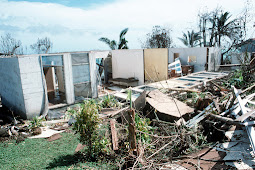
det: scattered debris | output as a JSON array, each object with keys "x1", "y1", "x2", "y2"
[{"x1": 28, "y1": 126, "x2": 65, "y2": 139}]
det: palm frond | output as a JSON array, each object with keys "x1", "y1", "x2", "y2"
[
  {"x1": 119, "y1": 28, "x2": 129, "y2": 40},
  {"x1": 99, "y1": 37, "x2": 111, "y2": 46}
]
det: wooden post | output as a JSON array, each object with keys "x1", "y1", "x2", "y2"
[
  {"x1": 128, "y1": 109, "x2": 137, "y2": 154},
  {"x1": 110, "y1": 119, "x2": 118, "y2": 151}
]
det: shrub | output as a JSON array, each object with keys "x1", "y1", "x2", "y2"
[
  {"x1": 72, "y1": 99, "x2": 110, "y2": 160},
  {"x1": 99, "y1": 94, "x2": 119, "y2": 108},
  {"x1": 28, "y1": 116, "x2": 45, "y2": 129}
]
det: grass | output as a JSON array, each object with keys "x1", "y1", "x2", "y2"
[{"x1": 0, "y1": 131, "x2": 117, "y2": 170}]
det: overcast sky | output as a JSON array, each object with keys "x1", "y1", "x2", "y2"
[{"x1": 0, "y1": 0, "x2": 254, "y2": 53}]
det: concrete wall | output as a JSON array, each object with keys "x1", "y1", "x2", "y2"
[
  {"x1": 0, "y1": 57, "x2": 26, "y2": 118},
  {"x1": 208, "y1": 47, "x2": 221, "y2": 71},
  {"x1": 19, "y1": 55, "x2": 45, "y2": 119},
  {"x1": 112, "y1": 49, "x2": 144, "y2": 85},
  {"x1": 144, "y1": 48, "x2": 168, "y2": 82}
]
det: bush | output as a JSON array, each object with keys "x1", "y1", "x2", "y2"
[{"x1": 72, "y1": 99, "x2": 110, "y2": 160}]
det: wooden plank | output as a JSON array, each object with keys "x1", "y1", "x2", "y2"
[{"x1": 110, "y1": 119, "x2": 118, "y2": 151}]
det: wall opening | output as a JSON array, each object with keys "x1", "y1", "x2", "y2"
[{"x1": 42, "y1": 55, "x2": 66, "y2": 107}]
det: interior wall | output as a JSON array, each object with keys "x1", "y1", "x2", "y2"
[
  {"x1": 0, "y1": 57, "x2": 26, "y2": 118},
  {"x1": 144, "y1": 48, "x2": 168, "y2": 82},
  {"x1": 112, "y1": 49, "x2": 144, "y2": 85}
]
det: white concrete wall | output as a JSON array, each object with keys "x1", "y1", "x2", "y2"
[
  {"x1": 0, "y1": 57, "x2": 26, "y2": 118},
  {"x1": 112, "y1": 49, "x2": 144, "y2": 85},
  {"x1": 19, "y1": 55, "x2": 45, "y2": 119}
]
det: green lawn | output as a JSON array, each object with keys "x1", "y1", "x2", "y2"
[{"x1": 0, "y1": 132, "x2": 116, "y2": 170}]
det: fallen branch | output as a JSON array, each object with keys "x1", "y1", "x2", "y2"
[{"x1": 208, "y1": 113, "x2": 242, "y2": 126}]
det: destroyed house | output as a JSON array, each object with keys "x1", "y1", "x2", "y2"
[
  {"x1": 0, "y1": 47, "x2": 221, "y2": 119},
  {"x1": 0, "y1": 52, "x2": 101, "y2": 119}
]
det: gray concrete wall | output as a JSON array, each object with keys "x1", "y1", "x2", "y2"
[
  {"x1": 19, "y1": 55, "x2": 45, "y2": 119},
  {"x1": 0, "y1": 57, "x2": 26, "y2": 118}
]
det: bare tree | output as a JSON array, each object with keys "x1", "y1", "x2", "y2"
[
  {"x1": 142, "y1": 25, "x2": 173, "y2": 49},
  {"x1": 0, "y1": 33, "x2": 23, "y2": 55},
  {"x1": 30, "y1": 37, "x2": 53, "y2": 54}
]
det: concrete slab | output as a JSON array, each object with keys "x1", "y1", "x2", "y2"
[{"x1": 146, "y1": 90, "x2": 194, "y2": 118}]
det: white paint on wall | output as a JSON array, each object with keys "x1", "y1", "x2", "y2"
[{"x1": 112, "y1": 49, "x2": 144, "y2": 85}]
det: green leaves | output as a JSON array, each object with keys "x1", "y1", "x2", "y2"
[{"x1": 99, "y1": 28, "x2": 129, "y2": 50}]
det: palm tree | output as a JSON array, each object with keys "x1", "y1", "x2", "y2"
[
  {"x1": 99, "y1": 28, "x2": 129, "y2": 50},
  {"x1": 215, "y1": 12, "x2": 237, "y2": 47},
  {"x1": 213, "y1": 12, "x2": 241, "y2": 64},
  {"x1": 178, "y1": 30, "x2": 201, "y2": 47}
]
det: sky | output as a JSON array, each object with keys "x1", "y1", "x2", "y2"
[{"x1": 0, "y1": 0, "x2": 254, "y2": 53}]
